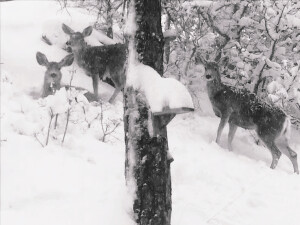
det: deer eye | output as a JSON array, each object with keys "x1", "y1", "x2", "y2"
[{"x1": 50, "y1": 73, "x2": 57, "y2": 78}]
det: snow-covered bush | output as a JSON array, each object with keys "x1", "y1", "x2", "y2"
[{"x1": 1, "y1": 72, "x2": 123, "y2": 147}]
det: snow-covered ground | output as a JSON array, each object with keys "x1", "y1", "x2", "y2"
[{"x1": 1, "y1": 1, "x2": 300, "y2": 225}]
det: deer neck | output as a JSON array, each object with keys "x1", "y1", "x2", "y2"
[
  {"x1": 72, "y1": 46, "x2": 87, "y2": 68},
  {"x1": 206, "y1": 77, "x2": 224, "y2": 99}
]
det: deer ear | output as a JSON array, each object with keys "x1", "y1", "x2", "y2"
[
  {"x1": 62, "y1": 23, "x2": 75, "y2": 35},
  {"x1": 36, "y1": 52, "x2": 49, "y2": 67},
  {"x1": 58, "y1": 54, "x2": 74, "y2": 68},
  {"x1": 195, "y1": 52, "x2": 207, "y2": 65},
  {"x1": 82, "y1": 26, "x2": 93, "y2": 37}
]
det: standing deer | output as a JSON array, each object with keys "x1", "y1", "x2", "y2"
[
  {"x1": 36, "y1": 52, "x2": 74, "y2": 97},
  {"x1": 204, "y1": 62, "x2": 299, "y2": 174},
  {"x1": 61, "y1": 24, "x2": 127, "y2": 103}
]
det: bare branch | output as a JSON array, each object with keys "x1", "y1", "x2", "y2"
[{"x1": 34, "y1": 133, "x2": 45, "y2": 148}]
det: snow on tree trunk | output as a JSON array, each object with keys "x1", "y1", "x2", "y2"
[
  {"x1": 124, "y1": 0, "x2": 172, "y2": 225},
  {"x1": 164, "y1": 0, "x2": 171, "y2": 64}
]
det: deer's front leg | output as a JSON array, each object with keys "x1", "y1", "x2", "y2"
[
  {"x1": 216, "y1": 110, "x2": 232, "y2": 145},
  {"x1": 92, "y1": 74, "x2": 99, "y2": 99},
  {"x1": 228, "y1": 122, "x2": 237, "y2": 151},
  {"x1": 108, "y1": 88, "x2": 120, "y2": 104}
]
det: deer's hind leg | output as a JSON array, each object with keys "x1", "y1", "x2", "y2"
[
  {"x1": 108, "y1": 88, "x2": 121, "y2": 104},
  {"x1": 286, "y1": 145, "x2": 299, "y2": 174},
  {"x1": 259, "y1": 134, "x2": 282, "y2": 170},
  {"x1": 92, "y1": 73, "x2": 99, "y2": 99},
  {"x1": 277, "y1": 137, "x2": 299, "y2": 174}
]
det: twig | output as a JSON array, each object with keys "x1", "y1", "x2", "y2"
[
  {"x1": 81, "y1": 105, "x2": 101, "y2": 128},
  {"x1": 61, "y1": 108, "x2": 70, "y2": 145},
  {"x1": 286, "y1": 65, "x2": 299, "y2": 92},
  {"x1": 54, "y1": 114, "x2": 58, "y2": 129},
  {"x1": 98, "y1": 101, "x2": 120, "y2": 142},
  {"x1": 46, "y1": 109, "x2": 54, "y2": 146},
  {"x1": 61, "y1": 69, "x2": 76, "y2": 145},
  {"x1": 34, "y1": 133, "x2": 45, "y2": 148},
  {"x1": 101, "y1": 120, "x2": 121, "y2": 142},
  {"x1": 69, "y1": 67, "x2": 76, "y2": 87},
  {"x1": 42, "y1": 35, "x2": 52, "y2": 45}
]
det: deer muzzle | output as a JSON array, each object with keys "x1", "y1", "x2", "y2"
[{"x1": 206, "y1": 74, "x2": 212, "y2": 79}]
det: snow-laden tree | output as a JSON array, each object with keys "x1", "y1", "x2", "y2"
[
  {"x1": 163, "y1": 0, "x2": 300, "y2": 126},
  {"x1": 123, "y1": 0, "x2": 195, "y2": 224},
  {"x1": 58, "y1": 0, "x2": 124, "y2": 40},
  {"x1": 123, "y1": 1, "x2": 172, "y2": 224}
]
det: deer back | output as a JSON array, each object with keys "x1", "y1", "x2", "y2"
[{"x1": 79, "y1": 43, "x2": 127, "y2": 86}]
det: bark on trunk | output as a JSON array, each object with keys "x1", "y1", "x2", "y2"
[
  {"x1": 106, "y1": 0, "x2": 113, "y2": 39},
  {"x1": 124, "y1": 0, "x2": 172, "y2": 224},
  {"x1": 164, "y1": 7, "x2": 171, "y2": 64}
]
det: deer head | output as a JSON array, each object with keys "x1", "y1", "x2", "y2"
[
  {"x1": 62, "y1": 24, "x2": 93, "y2": 53},
  {"x1": 204, "y1": 62, "x2": 221, "y2": 81},
  {"x1": 36, "y1": 52, "x2": 74, "y2": 97}
]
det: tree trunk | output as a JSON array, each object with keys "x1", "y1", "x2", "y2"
[
  {"x1": 164, "y1": 3, "x2": 171, "y2": 64},
  {"x1": 106, "y1": 0, "x2": 113, "y2": 39},
  {"x1": 134, "y1": 0, "x2": 164, "y2": 75},
  {"x1": 124, "y1": 0, "x2": 172, "y2": 225}
]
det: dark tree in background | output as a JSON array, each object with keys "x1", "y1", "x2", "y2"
[
  {"x1": 124, "y1": 0, "x2": 172, "y2": 225},
  {"x1": 134, "y1": 0, "x2": 164, "y2": 75}
]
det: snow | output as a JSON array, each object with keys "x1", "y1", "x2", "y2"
[
  {"x1": 1, "y1": 1, "x2": 300, "y2": 225},
  {"x1": 124, "y1": 2, "x2": 137, "y2": 37},
  {"x1": 287, "y1": 14, "x2": 300, "y2": 29},
  {"x1": 239, "y1": 17, "x2": 257, "y2": 27},
  {"x1": 163, "y1": 29, "x2": 177, "y2": 38},
  {"x1": 183, "y1": 0, "x2": 213, "y2": 8},
  {"x1": 267, "y1": 80, "x2": 283, "y2": 94},
  {"x1": 127, "y1": 63, "x2": 194, "y2": 113},
  {"x1": 42, "y1": 88, "x2": 70, "y2": 115},
  {"x1": 1, "y1": 1, "x2": 116, "y2": 101},
  {"x1": 265, "y1": 58, "x2": 281, "y2": 70}
]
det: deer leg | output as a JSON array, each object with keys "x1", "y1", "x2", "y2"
[
  {"x1": 228, "y1": 122, "x2": 237, "y2": 151},
  {"x1": 269, "y1": 144, "x2": 282, "y2": 170},
  {"x1": 216, "y1": 114, "x2": 230, "y2": 144},
  {"x1": 281, "y1": 137, "x2": 299, "y2": 174},
  {"x1": 108, "y1": 88, "x2": 120, "y2": 104},
  {"x1": 261, "y1": 139, "x2": 282, "y2": 170},
  {"x1": 92, "y1": 74, "x2": 99, "y2": 99},
  {"x1": 275, "y1": 136, "x2": 299, "y2": 174},
  {"x1": 286, "y1": 146, "x2": 299, "y2": 174}
]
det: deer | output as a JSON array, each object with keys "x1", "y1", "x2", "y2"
[
  {"x1": 204, "y1": 62, "x2": 299, "y2": 174},
  {"x1": 61, "y1": 23, "x2": 127, "y2": 103},
  {"x1": 36, "y1": 51, "x2": 98, "y2": 101},
  {"x1": 36, "y1": 52, "x2": 74, "y2": 97},
  {"x1": 36, "y1": 51, "x2": 74, "y2": 129}
]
